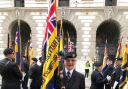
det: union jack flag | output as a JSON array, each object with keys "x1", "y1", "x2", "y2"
[
  {"x1": 104, "y1": 40, "x2": 108, "y2": 57},
  {"x1": 28, "y1": 34, "x2": 33, "y2": 65},
  {"x1": 102, "y1": 40, "x2": 108, "y2": 67},
  {"x1": 68, "y1": 41, "x2": 74, "y2": 52},
  {"x1": 116, "y1": 38, "x2": 123, "y2": 59},
  {"x1": 42, "y1": 0, "x2": 59, "y2": 89},
  {"x1": 42, "y1": 0, "x2": 57, "y2": 58},
  {"x1": 15, "y1": 26, "x2": 21, "y2": 66}
]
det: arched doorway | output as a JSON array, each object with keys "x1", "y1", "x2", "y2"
[
  {"x1": 96, "y1": 19, "x2": 120, "y2": 62},
  {"x1": 9, "y1": 20, "x2": 31, "y2": 55},
  {"x1": 57, "y1": 19, "x2": 77, "y2": 55}
]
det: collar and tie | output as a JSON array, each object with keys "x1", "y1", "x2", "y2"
[
  {"x1": 67, "y1": 71, "x2": 71, "y2": 80},
  {"x1": 66, "y1": 71, "x2": 71, "y2": 86}
]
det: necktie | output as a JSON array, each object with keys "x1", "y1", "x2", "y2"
[
  {"x1": 66, "y1": 71, "x2": 71, "y2": 86},
  {"x1": 67, "y1": 71, "x2": 70, "y2": 80}
]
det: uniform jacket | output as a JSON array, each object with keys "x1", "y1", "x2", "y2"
[
  {"x1": 112, "y1": 65, "x2": 123, "y2": 89},
  {"x1": 56, "y1": 69, "x2": 85, "y2": 89},
  {"x1": 22, "y1": 60, "x2": 29, "y2": 89},
  {"x1": 29, "y1": 63, "x2": 42, "y2": 89},
  {"x1": 102, "y1": 64, "x2": 115, "y2": 89},
  {"x1": 0, "y1": 58, "x2": 22, "y2": 89},
  {"x1": 90, "y1": 69, "x2": 108, "y2": 89}
]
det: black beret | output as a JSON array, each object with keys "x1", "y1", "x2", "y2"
[
  {"x1": 94, "y1": 62, "x2": 102, "y2": 67},
  {"x1": 116, "y1": 57, "x2": 122, "y2": 61},
  {"x1": 32, "y1": 57, "x2": 38, "y2": 62},
  {"x1": 3, "y1": 48, "x2": 14, "y2": 56},
  {"x1": 64, "y1": 52, "x2": 77, "y2": 59},
  {"x1": 58, "y1": 51, "x2": 63, "y2": 56}
]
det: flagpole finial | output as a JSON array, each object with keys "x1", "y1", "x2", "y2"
[
  {"x1": 16, "y1": 8, "x2": 20, "y2": 19},
  {"x1": 60, "y1": 7, "x2": 65, "y2": 20}
]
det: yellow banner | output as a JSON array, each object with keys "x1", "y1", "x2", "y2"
[{"x1": 42, "y1": 27, "x2": 59, "y2": 89}]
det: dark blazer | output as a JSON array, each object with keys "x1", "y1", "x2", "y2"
[
  {"x1": 29, "y1": 63, "x2": 42, "y2": 89},
  {"x1": 102, "y1": 64, "x2": 115, "y2": 77},
  {"x1": 102, "y1": 64, "x2": 115, "y2": 89},
  {"x1": 22, "y1": 60, "x2": 29, "y2": 89},
  {"x1": 90, "y1": 69, "x2": 108, "y2": 89},
  {"x1": 56, "y1": 69, "x2": 85, "y2": 89},
  {"x1": 0, "y1": 58, "x2": 22, "y2": 89},
  {"x1": 112, "y1": 65, "x2": 123, "y2": 89}
]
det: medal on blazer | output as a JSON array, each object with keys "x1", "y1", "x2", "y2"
[{"x1": 59, "y1": 70, "x2": 66, "y2": 89}]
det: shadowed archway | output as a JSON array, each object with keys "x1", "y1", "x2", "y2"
[
  {"x1": 57, "y1": 19, "x2": 77, "y2": 55},
  {"x1": 9, "y1": 20, "x2": 31, "y2": 55},
  {"x1": 96, "y1": 19, "x2": 121, "y2": 62}
]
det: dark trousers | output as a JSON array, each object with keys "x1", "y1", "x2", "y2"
[
  {"x1": 85, "y1": 69, "x2": 89, "y2": 78},
  {"x1": 30, "y1": 86, "x2": 41, "y2": 89},
  {"x1": 105, "y1": 83, "x2": 111, "y2": 89},
  {"x1": 1, "y1": 84, "x2": 21, "y2": 89},
  {"x1": 22, "y1": 73, "x2": 29, "y2": 89},
  {"x1": 115, "y1": 85, "x2": 119, "y2": 89}
]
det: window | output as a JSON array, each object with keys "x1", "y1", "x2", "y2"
[
  {"x1": 59, "y1": 0, "x2": 69, "y2": 7},
  {"x1": 14, "y1": 0, "x2": 24, "y2": 7},
  {"x1": 105, "y1": 0, "x2": 117, "y2": 6}
]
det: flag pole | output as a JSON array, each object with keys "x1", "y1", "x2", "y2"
[
  {"x1": 42, "y1": 0, "x2": 59, "y2": 88},
  {"x1": 58, "y1": 7, "x2": 64, "y2": 52},
  {"x1": 57, "y1": 7, "x2": 64, "y2": 72},
  {"x1": 103, "y1": 39, "x2": 108, "y2": 68},
  {"x1": 17, "y1": 9, "x2": 22, "y2": 69},
  {"x1": 7, "y1": 33, "x2": 9, "y2": 48}
]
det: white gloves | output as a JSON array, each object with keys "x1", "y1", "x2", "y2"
[
  {"x1": 113, "y1": 81, "x2": 118, "y2": 89},
  {"x1": 22, "y1": 72, "x2": 26, "y2": 81},
  {"x1": 27, "y1": 79, "x2": 32, "y2": 88},
  {"x1": 106, "y1": 75, "x2": 111, "y2": 81}
]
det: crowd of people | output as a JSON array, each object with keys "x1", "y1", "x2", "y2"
[
  {"x1": 0, "y1": 48, "x2": 127, "y2": 89},
  {"x1": 90, "y1": 56, "x2": 124, "y2": 89}
]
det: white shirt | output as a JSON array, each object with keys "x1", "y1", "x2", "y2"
[{"x1": 65, "y1": 68, "x2": 74, "y2": 78}]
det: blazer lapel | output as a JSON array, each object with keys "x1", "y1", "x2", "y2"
[
  {"x1": 68, "y1": 70, "x2": 77, "y2": 88},
  {"x1": 62, "y1": 69, "x2": 67, "y2": 86}
]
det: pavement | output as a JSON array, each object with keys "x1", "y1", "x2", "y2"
[{"x1": 85, "y1": 73, "x2": 91, "y2": 89}]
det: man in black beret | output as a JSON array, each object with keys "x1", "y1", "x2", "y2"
[
  {"x1": 56, "y1": 53, "x2": 85, "y2": 89},
  {"x1": 0, "y1": 48, "x2": 22, "y2": 89},
  {"x1": 90, "y1": 61, "x2": 111, "y2": 89},
  {"x1": 102, "y1": 57, "x2": 115, "y2": 89},
  {"x1": 112, "y1": 58, "x2": 123, "y2": 89},
  {"x1": 28, "y1": 57, "x2": 42, "y2": 89}
]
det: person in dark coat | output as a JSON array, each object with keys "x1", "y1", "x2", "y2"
[
  {"x1": 56, "y1": 53, "x2": 85, "y2": 89},
  {"x1": 90, "y1": 61, "x2": 111, "y2": 89},
  {"x1": 102, "y1": 58, "x2": 115, "y2": 89},
  {"x1": 39, "y1": 56, "x2": 44, "y2": 72},
  {"x1": 22, "y1": 56, "x2": 29, "y2": 89},
  {"x1": 28, "y1": 57, "x2": 42, "y2": 89},
  {"x1": 0, "y1": 48, "x2": 22, "y2": 89},
  {"x1": 112, "y1": 58, "x2": 123, "y2": 89}
]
